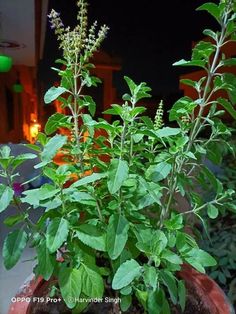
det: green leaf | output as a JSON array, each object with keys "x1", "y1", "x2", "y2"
[
  {"x1": 36, "y1": 239, "x2": 55, "y2": 280},
  {"x1": 45, "y1": 113, "x2": 71, "y2": 135},
  {"x1": 0, "y1": 145, "x2": 11, "y2": 157},
  {"x1": 169, "y1": 96, "x2": 196, "y2": 121},
  {"x1": 180, "y1": 79, "x2": 196, "y2": 88},
  {"x1": 197, "y1": 2, "x2": 221, "y2": 22},
  {"x1": 3, "y1": 214, "x2": 25, "y2": 227},
  {"x1": 161, "y1": 249, "x2": 182, "y2": 265},
  {"x1": 155, "y1": 127, "x2": 181, "y2": 138},
  {"x1": 46, "y1": 217, "x2": 69, "y2": 253},
  {"x1": 80, "y1": 264, "x2": 104, "y2": 298},
  {"x1": 217, "y1": 98, "x2": 236, "y2": 119},
  {"x1": 203, "y1": 29, "x2": 217, "y2": 41},
  {"x1": 3, "y1": 229, "x2": 28, "y2": 269},
  {"x1": 146, "y1": 161, "x2": 172, "y2": 182},
  {"x1": 71, "y1": 172, "x2": 107, "y2": 188},
  {"x1": 173, "y1": 59, "x2": 206, "y2": 68},
  {"x1": 135, "y1": 289, "x2": 148, "y2": 310},
  {"x1": 143, "y1": 266, "x2": 157, "y2": 291},
  {"x1": 0, "y1": 185, "x2": 14, "y2": 213},
  {"x1": 185, "y1": 248, "x2": 217, "y2": 272},
  {"x1": 69, "y1": 191, "x2": 96, "y2": 206},
  {"x1": 160, "y1": 270, "x2": 178, "y2": 304},
  {"x1": 59, "y1": 267, "x2": 82, "y2": 309},
  {"x1": 83, "y1": 95, "x2": 96, "y2": 116},
  {"x1": 138, "y1": 177, "x2": 162, "y2": 206},
  {"x1": 124, "y1": 76, "x2": 137, "y2": 95},
  {"x1": 120, "y1": 286, "x2": 132, "y2": 295},
  {"x1": 178, "y1": 280, "x2": 186, "y2": 312},
  {"x1": 44, "y1": 86, "x2": 68, "y2": 104},
  {"x1": 107, "y1": 214, "x2": 129, "y2": 260},
  {"x1": 82, "y1": 114, "x2": 95, "y2": 138},
  {"x1": 221, "y1": 58, "x2": 236, "y2": 67},
  {"x1": 0, "y1": 146, "x2": 13, "y2": 169},
  {"x1": 130, "y1": 106, "x2": 146, "y2": 117},
  {"x1": 103, "y1": 104, "x2": 123, "y2": 115},
  {"x1": 192, "y1": 41, "x2": 215, "y2": 60},
  {"x1": 107, "y1": 159, "x2": 129, "y2": 194},
  {"x1": 147, "y1": 290, "x2": 162, "y2": 314},
  {"x1": 207, "y1": 203, "x2": 219, "y2": 219},
  {"x1": 222, "y1": 73, "x2": 236, "y2": 104},
  {"x1": 124, "y1": 76, "x2": 152, "y2": 103},
  {"x1": 21, "y1": 184, "x2": 60, "y2": 206},
  {"x1": 112, "y1": 259, "x2": 142, "y2": 290},
  {"x1": 75, "y1": 224, "x2": 106, "y2": 251},
  {"x1": 35, "y1": 134, "x2": 67, "y2": 168},
  {"x1": 120, "y1": 295, "x2": 132, "y2": 312},
  {"x1": 11, "y1": 153, "x2": 37, "y2": 170},
  {"x1": 164, "y1": 214, "x2": 183, "y2": 230}
]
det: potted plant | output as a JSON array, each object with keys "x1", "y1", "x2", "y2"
[{"x1": 2, "y1": 0, "x2": 236, "y2": 313}]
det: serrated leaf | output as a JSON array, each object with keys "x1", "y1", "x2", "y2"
[
  {"x1": 107, "y1": 214, "x2": 129, "y2": 260},
  {"x1": 107, "y1": 159, "x2": 129, "y2": 194},
  {"x1": 3, "y1": 230, "x2": 28, "y2": 269},
  {"x1": 59, "y1": 267, "x2": 82, "y2": 309},
  {"x1": 81, "y1": 264, "x2": 104, "y2": 298},
  {"x1": 75, "y1": 224, "x2": 106, "y2": 251},
  {"x1": 46, "y1": 217, "x2": 69, "y2": 253},
  {"x1": 112, "y1": 259, "x2": 142, "y2": 290}
]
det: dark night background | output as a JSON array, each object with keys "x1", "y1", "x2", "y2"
[{"x1": 40, "y1": 0, "x2": 218, "y2": 99}]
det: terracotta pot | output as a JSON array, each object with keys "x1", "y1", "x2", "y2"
[
  {"x1": 7, "y1": 274, "x2": 43, "y2": 314},
  {"x1": 177, "y1": 264, "x2": 234, "y2": 314},
  {"x1": 8, "y1": 264, "x2": 233, "y2": 314}
]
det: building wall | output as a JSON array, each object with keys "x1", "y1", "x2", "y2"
[{"x1": 0, "y1": 65, "x2": 38, "y2": 143}]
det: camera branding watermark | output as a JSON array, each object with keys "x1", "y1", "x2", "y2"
[
  {"x1": 11, "y1": 297, "x2": 62, "y2": 303},
  {"x1": 11, "y1": 296, "x2": 121, "y2": 304}
]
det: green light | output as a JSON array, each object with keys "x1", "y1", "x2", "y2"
[
  {"x1": 12, "y1": 83, "x2": 24, "y2": 93},
  {"x1": 0, "y1": 54, "x2": 13, "y2": 72}
]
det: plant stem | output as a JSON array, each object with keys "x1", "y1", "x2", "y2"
[
  {"x1": 96, "y1": 200, "x2": 104, "y2": 221},
  {"x1": 71, "y1": 54, "x2": 85, "y2": 173},
  {"x1": 162, "y1": 12, "x2": 229, "y2": 223}
]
